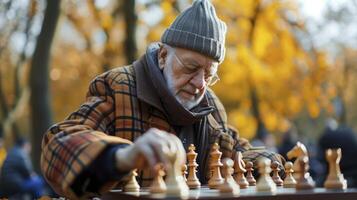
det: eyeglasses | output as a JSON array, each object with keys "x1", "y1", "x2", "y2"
[{"x1": 173, "y1": 52, "x2": 220, "y2": 86}]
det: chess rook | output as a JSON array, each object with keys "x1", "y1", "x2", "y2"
[{"x1": 324, "y1": 148, "x2": 347, "y2": 190}]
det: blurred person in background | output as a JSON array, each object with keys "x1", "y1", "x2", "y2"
[
  {"x1": 278, "y1": 123, "x2": 299, "y2": 160},
  {"x1": 0, "y1": 137, "x2": 45, "y2": 198},
  {"x1": 250, "y1": 123, "x2": 278, "y2": 153}
]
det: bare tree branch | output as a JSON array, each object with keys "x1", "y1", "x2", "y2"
[
  {"x1": 13, "y1": 0, "x2": 37, "y2": 109},
  {"x1": 65, "y1": 12, "x2": 93, "y2": 50}
]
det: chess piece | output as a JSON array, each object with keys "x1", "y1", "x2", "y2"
[
  {"x1": 186, "y1": 144, "x2": 201, "y2": 189},
  {"x1": 219, "y1": 158, "x2": 240, "y2": 195},
  {"x1": 245, "y1": 161, "x2": 256, "y2": 186},
  {"x1": 123, "y1": 169, "x2": 140, "y2": 192},
  {"x1": 256, "y1": 158, "x2": 277, "y2": 193},
  {"x1": 150, "y1": 165, "x2": 167, "y2": 193},
  {"x1": 233, "y1": 152, "x2": 249, "y2": 189},
  {"x1": 296, "y1": 156, "x2": 315, "y2": 190},
  {"x1": 181, "y1": 164, "x2": 188, "y2": 182},
  {"x1": 165, "y1": 143, "x2": 189, "y2": 197},
  {"x1": 324, "y1": 148, "x2": 347, "y2": 190},
  {"x1": 287, "y1": 142, "x2": 308, "y2": 180},
  {"x1": 208, "y1": 143, "x2": 224, "y2": 189},
  {"x1": 271, "y1": 161, "x2": 283, "y2": 186},
  {"x1": 283, "y1": 161, "x2": 296, "y2": 188}
]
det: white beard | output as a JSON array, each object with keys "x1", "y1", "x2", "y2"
[{"x1": 163, "y1": 59, "x2": 203, "y2": 110}]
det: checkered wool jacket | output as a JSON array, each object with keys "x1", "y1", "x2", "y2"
[{"x1": 41, "y1": 57, "x2": 284, "y2": 199}]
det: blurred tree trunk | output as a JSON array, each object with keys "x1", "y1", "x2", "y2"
[
  {"x1": 29, "y1": 0, "x2": 61, "y2": 173},
  {"x1": 123, "y1": 0, "x2": 137, "y2": 64},
  {"x1": 337, "y1": 52, "x2": 351, "y2": 125},
  {"x1": 248, "y1": 0, "x2": 267, "y2": 139}
]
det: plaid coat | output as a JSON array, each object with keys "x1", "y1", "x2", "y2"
[{"x1": 41, "y1": 60, "x2": 283, "y2": 199}]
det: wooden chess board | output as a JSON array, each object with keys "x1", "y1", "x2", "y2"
[{"x1": 102, "y1": 186, "x2": 357, "y2": 200}]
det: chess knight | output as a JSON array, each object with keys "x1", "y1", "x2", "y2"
[{"x1": 41, "y1": 0, "x2": 285, "y2": 199}]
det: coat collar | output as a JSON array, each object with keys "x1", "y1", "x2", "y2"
[{"x1": 134, "y1": 55, "x2": 165, "y2": 114}]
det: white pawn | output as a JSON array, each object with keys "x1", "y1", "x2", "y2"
[
  {"x1": 256, "y1": 158, "x2": 277, "y2": 193},
  {"x1": 283, "y1": 161, "x2": 297, "y2": 188},
  {"x1": 150, "y1": 165, "x2": 167, "y2": 193},
  {"x1": 219, "y1": 158, "x2": 240, "y2": 195}
]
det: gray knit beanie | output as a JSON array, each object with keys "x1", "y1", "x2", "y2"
[{"x1": 161, "y1": 0, "x2": 227, "y2": 63}]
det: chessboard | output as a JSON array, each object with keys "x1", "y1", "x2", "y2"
[
  {"x1": 102, "y1": 186, "x2": 357, "y2": 200},
  {"x1": 102, "y1": 142, "x2": 354, "y2": 200}
]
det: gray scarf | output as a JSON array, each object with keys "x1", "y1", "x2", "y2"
[{"x1": 143, "y1": 43, "x2": 214, "y2": 126}]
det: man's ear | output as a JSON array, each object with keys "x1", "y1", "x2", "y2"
[{"x1": 158, "y1": 43, "x2": 168, "y2": 70}]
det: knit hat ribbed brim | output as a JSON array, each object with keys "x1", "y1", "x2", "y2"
[{"x1": 161, "y1": 0, "x2": 227, "y2": 63}]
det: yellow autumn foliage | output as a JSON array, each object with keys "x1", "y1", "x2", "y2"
[
  {"x1": 44, "y1": 0, "x2": 336, "y2": 141},
  {"x1": 140, "y1": 0, "x2": 336, "y2": 139}
]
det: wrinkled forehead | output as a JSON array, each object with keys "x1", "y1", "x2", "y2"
[{"x1": 174, "y1": 46, "x2": 219, "y2": 68}]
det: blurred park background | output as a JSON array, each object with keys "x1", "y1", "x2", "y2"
[{"x1": 0, "y1": 0, "x2": 356, "y2": 176}]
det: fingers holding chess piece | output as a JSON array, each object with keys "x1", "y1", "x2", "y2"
[
  {"x1": 245, "y1": 161, "x2": 256, "y2": 186},
  {"x1": 233, "y1": 152, "x2": 249, "y2": 189},
  {"x1": 324, "y1": 148, "x2": 347, "y2": 190},
  {"x1": 271, "y1": 161, "x2": 283, "y2": 186},
  {"x1": 296, "y1": 156, "x2": 315, "y2": 190},
  {"x1": 256, "y1": 158, "x2": 277, "y2": 193},
  {"x1": 283, "y1": 161, "x2": 296, "y2": 188},
  {"x1": 187, "y1": 144, "x2": 201, "y2": 189},
  {"x1": 164, "y1": 134, "x2": 189, "y2": 197},
  {"x1": 208, "y1": 143, "x2": 224, "y2": 189},
  {"x1": 219, "y1": 158, "x2": 240, "y2": 195}
]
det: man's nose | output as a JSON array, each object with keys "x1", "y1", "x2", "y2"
[{"x1": 190, "y1": 70, "x2": 206, "y2": 90}]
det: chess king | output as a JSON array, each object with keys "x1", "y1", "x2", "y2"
[{"x1": 41, "y1": 0, "x2": 284, "y2": 199}]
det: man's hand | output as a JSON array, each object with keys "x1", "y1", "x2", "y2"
[{"x1": 115, "y1": 128, "x2": 186, "y2": 172}]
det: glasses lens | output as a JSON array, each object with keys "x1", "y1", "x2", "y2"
[{"x1": 208, "y1": 75, "x2": 220, "y2": 86}]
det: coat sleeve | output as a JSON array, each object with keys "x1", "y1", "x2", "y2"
[{"x1": 40, "y1": 72, "x2": 132, "y2": 199}]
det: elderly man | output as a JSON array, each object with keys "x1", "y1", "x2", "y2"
[{"x1": 41, "y1": 0, "x2": 284, "y2": 198}]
